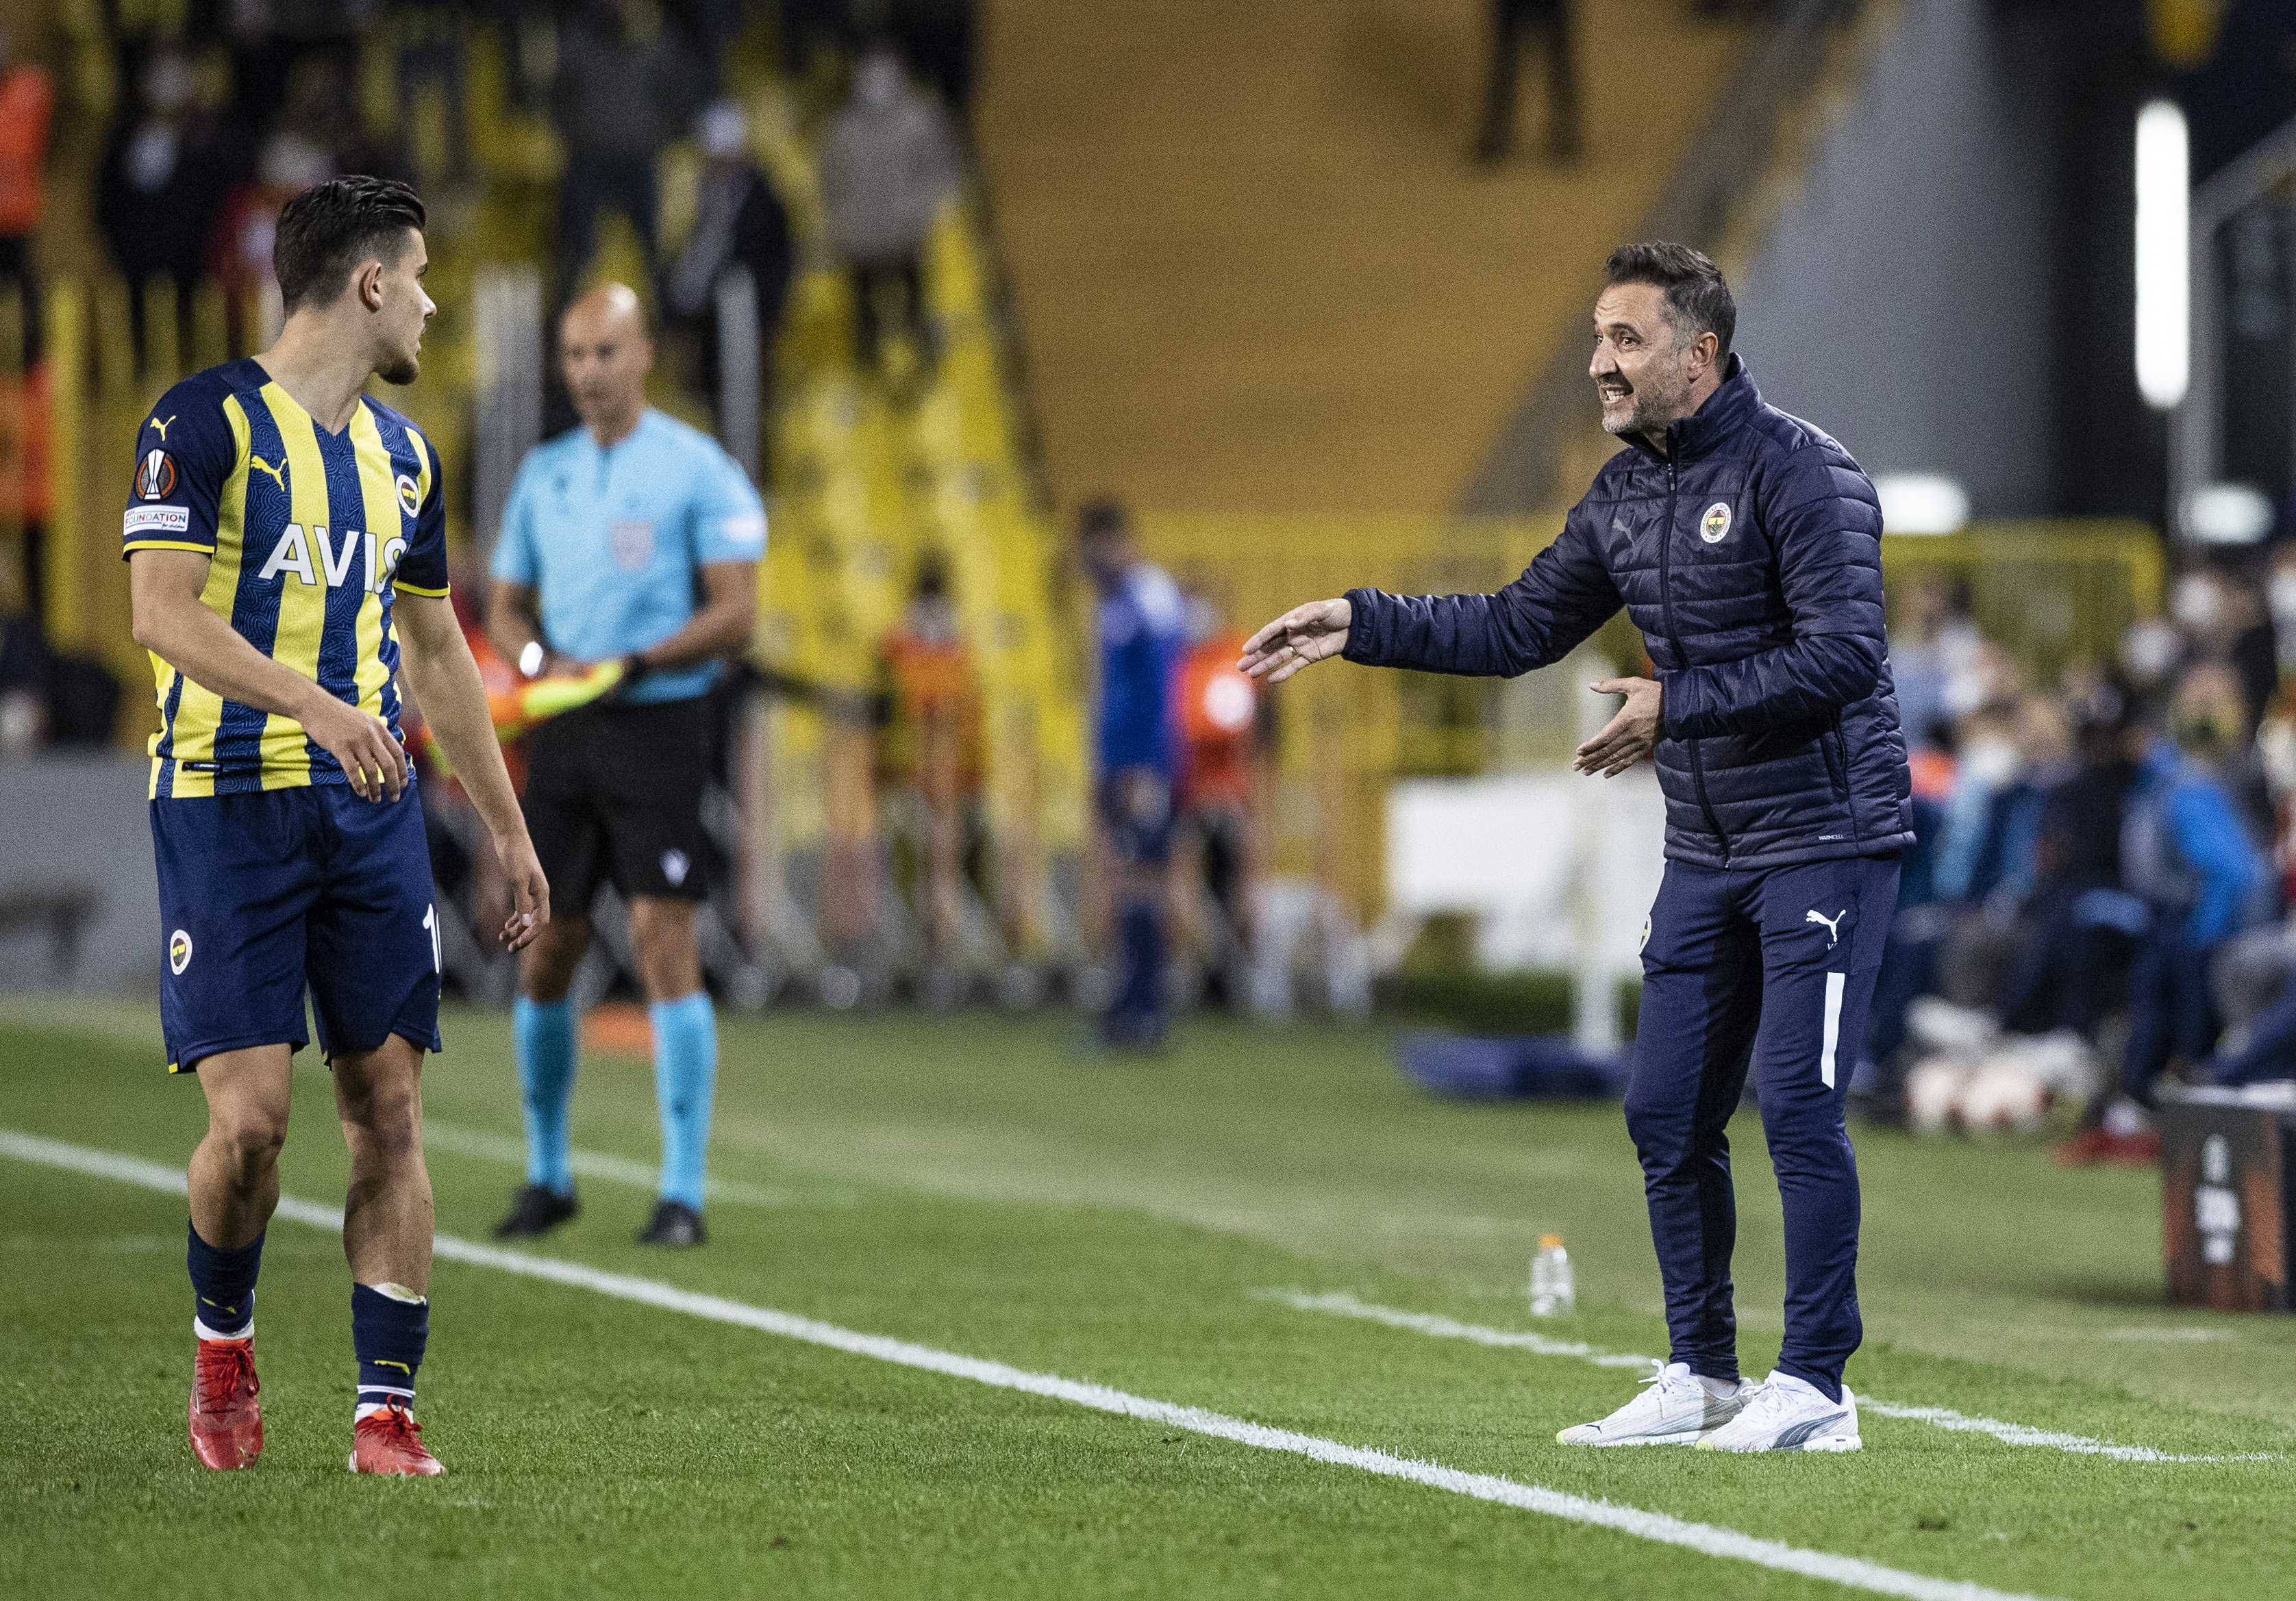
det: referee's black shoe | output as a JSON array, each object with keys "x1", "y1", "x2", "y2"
[
  {"x1": 492, "y1": 1185, "x2": 579, "y2": 1239},
  {"x1": 637, "y1": 1200, "x2": 706, "y2": 1248}
]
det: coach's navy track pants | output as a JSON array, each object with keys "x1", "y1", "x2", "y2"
[{"x1": 1627, "y1": 853, "x2": 1900, "y2": 1400}]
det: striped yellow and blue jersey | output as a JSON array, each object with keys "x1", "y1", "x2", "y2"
[{"x1": 121, "y1": 357, "x2": 450, "y2": 798}]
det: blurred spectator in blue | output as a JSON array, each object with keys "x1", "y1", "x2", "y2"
[
  {"x1": 551, "y1": 0, "x2": 707, "y2": 308},
  {"x1": 1077, "y1": 497, "x2": 1186, "y2": 1051},
  {"x1": 821, "y1": 40, "x2": 962, "y2": 376},
  {"x1": 1929, "y1": 701, "x2": 2024, "y2": 909},
  {"x1": 1888, "y1": 570, "x2": 1987, "y2": 752},
  {"x1": 666, "y1": 101, "x2": 794, "y2": 459},
  {"x1": 97, "y1": 40, "x2": 238, "y2": 363},
  {"x1": 1991, "y1": 679, "x2": 2147, "y2": 1042},
  {"x1": 2057, "y1": 662, "x2": 2273, "y2": 1165}
]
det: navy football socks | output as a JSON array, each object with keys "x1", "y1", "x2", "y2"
[
  {"x1": 187, "y1": 1220, "x2": 262, "y2": 1340},
  {"x1": 351, "y1": 1283, "x2": 429, "y2": 1418}
]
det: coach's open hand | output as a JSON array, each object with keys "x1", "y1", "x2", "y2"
[
  {"x1": 1239, "y1": 598, "x2": 1352, "y2": 683},
  {"x1": 1573, "y1": 677, "x2": 1663, "y2": 777}
]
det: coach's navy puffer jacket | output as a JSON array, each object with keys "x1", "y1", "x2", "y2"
[{"x1": 1343, "y1": 357, "x2": 1912, "y2": 868}]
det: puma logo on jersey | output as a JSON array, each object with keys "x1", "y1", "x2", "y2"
[
  {"x1": 257, "y1": 522, "x2": 408, "y2": 593},
  {"x1": 148, "y1": 414, "x2": 176, "y2": 440},
  {"x1": 1805, "y1": 907, "x2": 1847, "y2": 946},
  {"x1": 249, "y1": 454, "x2": 288, "y2": 493}
]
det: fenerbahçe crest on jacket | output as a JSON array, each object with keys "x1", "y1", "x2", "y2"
[{"x1": 121, "y1": 357, "x2": 450, "y2": 799}]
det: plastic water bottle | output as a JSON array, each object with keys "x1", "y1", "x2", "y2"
[{"x1": 1530, "y1": 1234, "x2": 1575, "y2": 1318}]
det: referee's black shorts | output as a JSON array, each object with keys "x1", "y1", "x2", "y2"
[{"x1": 523, "y1": 696, "x2": 712, "y2": 907}]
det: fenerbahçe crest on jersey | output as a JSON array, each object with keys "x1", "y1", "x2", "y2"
[{"x1": 121, "y1": 358, "x2": 450, "y2": 798}]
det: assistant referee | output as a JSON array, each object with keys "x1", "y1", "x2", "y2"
[
  {"x1": 486, "y1": 283, "x2": 765, "y2": 1248},
  {"x1": 1244, "y1": 244, "x2": 1910, "y2": 1454}
]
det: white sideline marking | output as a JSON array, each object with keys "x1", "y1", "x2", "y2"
[
  {"x1": 0, "y1": 1128, "x2": 2048, "y2": 1601},
  {"x1": 1262, "y1": 1291, "x2": 2276, "y2": 1465},
  {"x1": 421, "y1": 1122, "x2": 801, "y2": 1208}
]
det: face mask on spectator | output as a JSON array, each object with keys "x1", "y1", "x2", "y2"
[
  {"x1": 2171, "y1": 573, "x2": 2224, "y2": 632},
  {"x1": 2120, "y1": 618, "x2": 2181, "y2": 687},
  {"x1": 1959, "y1": 736, "x2": 2019, "y2": 788}
]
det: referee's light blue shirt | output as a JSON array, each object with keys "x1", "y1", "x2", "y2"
[{"x1": 490, "y1": 409, "x2": 768, "y2": 705}]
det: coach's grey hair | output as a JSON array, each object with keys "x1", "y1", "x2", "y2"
[{"x1": 1606, "y1": 242, "x2": 1736, "y2": 362}]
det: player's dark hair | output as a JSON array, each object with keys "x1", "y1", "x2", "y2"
[
  {"x1": 274, "y1": 176, "x2": 427, "y2": 315},
  {"x1": 1075, "y1": 494, "x2": 1132, "y2": 543},
  {"x1": 1606, "y1": 241, "x2": 1735, "y2": 360}
]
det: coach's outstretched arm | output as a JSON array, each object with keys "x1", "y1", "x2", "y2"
[
  {"x1": 1240, "y1": 509, "x2": 1622, "y2": 688},
  {"x1": 396, "y1": 591, "x2": 551, "y2": 952}
]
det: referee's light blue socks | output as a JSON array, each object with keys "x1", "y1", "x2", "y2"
[
  {"x1": 513, "y1": 996, "x2": 578, "y2": 1196},
  {"x1": 650, "y1": 992, "x2": 718, "y2": 1209}
]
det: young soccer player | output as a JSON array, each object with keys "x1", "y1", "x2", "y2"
[{"x1": 125, "y1": 176, "x2": 548, "y2": 1475}]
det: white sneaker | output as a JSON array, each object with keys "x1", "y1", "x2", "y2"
[
  {"x1": 1556, "y1": 1361, "x2": 1755, "y2": 1446},
  {"x1": 1696, "y1": 1370, "x2": 1861, "y2": 1452}
]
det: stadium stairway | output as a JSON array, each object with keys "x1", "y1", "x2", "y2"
[{"x1": 971, "y1": 0, "x2": 1752, "y2": 517}]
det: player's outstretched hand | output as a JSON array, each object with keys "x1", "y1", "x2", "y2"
[
  {"x1": 496, "y1": 835, "x2": 551, "y2": 953},
  {"x1": 1573, "y1": 677, "x2": 1664, "y2": 778},
  {"x1": 303, "y1": 696, "x2": 410, "y2": 801},
  {"x1": 1240, "y1": 598, "x2": 1353, "y2": 683}
]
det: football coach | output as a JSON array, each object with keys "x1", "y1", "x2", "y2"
[{"x1": 1241, "y1": 242, "x2": 1911, "y2": 1454}]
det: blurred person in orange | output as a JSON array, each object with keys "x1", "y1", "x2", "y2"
[
  {"x1": 1171, "y1": 581, "x2": 1265, "y2": 1010},
  {"x1": 0, "y1": 27, "x2": 53, "y2": 292},
  {"x1": 875, "y1": 551, "x2": 985, "y2": 979}
]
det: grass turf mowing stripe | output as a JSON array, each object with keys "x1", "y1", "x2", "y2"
[
  {"x1": 0, "y1": 1128, "x2": 2049, "y2": 1601},
  {"x1": 1261, "y1": 1289, "x2": 2273, "y2": 1465}
]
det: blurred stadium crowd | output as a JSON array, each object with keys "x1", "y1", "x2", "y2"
[{"x1": 1877, "y1": 555, "x2": 2296, "y2": 1159}]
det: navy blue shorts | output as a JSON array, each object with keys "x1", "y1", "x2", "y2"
[{"x1": 150, "y1": 784, "x2": 445, "y2": 1074}]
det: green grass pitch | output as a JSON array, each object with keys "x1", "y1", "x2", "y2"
[{"x1": 4, "y1": 996, "x2": 2295, "y2": 1599}]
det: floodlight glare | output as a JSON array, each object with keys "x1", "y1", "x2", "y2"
[
  {"x1": 2134, "y1": 99, "x2": 2189, "y2": 411},
  {"x1": 2182, "y1": 481, "x2": 2275, "y2": 544},
  {"x1": 1873, "y1": 472, "x2": 1969, "y2": 536}
]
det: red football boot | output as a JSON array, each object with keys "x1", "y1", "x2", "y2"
[
  {"x1": 350, "y1": 1400, "x2": 445, "y2": 1476},
  {"x1": 188, "y1": 1337, "x2": 263, "y2": 1470}
]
